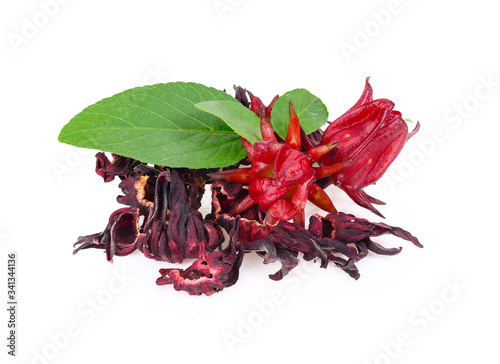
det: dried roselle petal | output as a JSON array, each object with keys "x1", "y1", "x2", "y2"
[
  {"x1": 266, "y1": 222, "x2": 329, "y2": 268},
  {"x1": 184, "y1": 213, "x2": 225, "y2": 259},
  {"x1": 216, "y1": 209, "x2": 421, "y2": 282},
  {"x1": 203, "y1": 218, "x2": 225, "y2": 251},
  {"x1": 358, "y1": 238, "x2": 403, "y2": 256},
  {"x1": 165, "y1": 169, "x2": 191, "y2": 262},
  {"x1": 218, "y1": 214, "x2": 329, "y2": 278},
  {"x1": 166, "y1": 169, "x2": 223, "y2": 260},
  {"x1": 156, "y1": 217, "x2": 244, "y2": 296},
  {"x1": 315, "y1": 238, "x2": 359, "y2": 259},
  {"x1": 238, "y1": 204, "x2": 266, "y2": 224},
  {"x1": 233, "y1": 85, "x2": 251, "y2": 108},
  {"x1": 157, "y1": 253, "x2": 225, "y2": 295},
  {"x1": 95, "y1": 152, "x2": 140, "y2": 182},
  {"x1": 177, "y1": 168, "x2": 206, "y2": 211},
  {"x1": 265, "y1": 248, "x2": 299, "y2": 281},
  {"x1": 209, "y1": 180, "x2": 246, "y2": 217},
  {"x1": 219, "y1": 213, "x2": 363, "y2": 280},
  {"x1": 210, "y1": 177, "x2": 266, "y2": 223},
  {"x1": 326, "y1": 255, "x2": 360, "y2": 280},
  {"x1": 241, "y1": 234, "x2": 299, "y2": 280},
  {"x1": 73, "y1": 207, "x2": 140, "y2": 262},
  {"x1": 117, "y1": 175, "x2": 155, "y2": 216},
  {"x1": 309, "y1": 212, "x2": 422, "y2": 259},
  {"x1": 136, "y1": 170, "x2": 171, "y2": 261},
  {"x1": 137, "y1": 169, "x2": 188, "y2": 262},
  {"x1": 137, "y1": 169, "x2": 224, "y2": 263},
  {"x1": 342, "y1": 214, "x2": 423, "y2": 248}
]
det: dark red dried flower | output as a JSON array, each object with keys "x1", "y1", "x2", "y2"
[
  {"x1": 136, "y1": 169, "x2": 223, "y2": 263},
  {"x1": 309, "y1": 212, "x2": 422, "y2": 248},
  {"x1": 213, "y1": 184, "x2": 421, "y2": 281},
  {"x1": 117, "y1": 175, "x2": 155, "y2": 217},
  {"x1": 156, "y1": 217, "x2": 244, "y2": 296},
  {"x1": 95, "y1": 152, "x2": 140, "y2": 182},
  {"x1": 209, "y1": 180, "x2": 265, "y2": 223},
  {"x1": 233, "y1": 85, "x2": 251, "y2": 108},
  {"x1": 73, "y1": 207, "x2": 140, "y2": 262}
]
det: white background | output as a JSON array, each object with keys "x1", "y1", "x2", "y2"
[{"x1": 1, "y1": 0, "x2": 499, "y2": 363}]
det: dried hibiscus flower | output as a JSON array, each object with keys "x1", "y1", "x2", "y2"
[
  {"x1": 63, "y1": 79, "x2": 422, "y2": 296},
  {"x1": 213, "y1": 183, "x2": 421, "y2": 281},
  {"x1": 73, "y1": 207, "x2": 140, "y2": 262},
  {"x1": 156, "y1": 217, "x2": 244, "y2": 296},
  {"x1": 95, "y1": 152, "x2": 140, "y2": 182}
]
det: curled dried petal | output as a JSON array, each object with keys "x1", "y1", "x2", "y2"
[
  {"x1": 117, "y1": 175, "x2": 155, "y2": 216},
  {"x1": 361, "y1": 238, "x2": 403, "y2": 256},
  {"x1": 309, "y1": 212, "x2": 422, "y2": 249},
  {"x1": 95, "y1": 152, "x2": 140, "y2": 182},
  {"x1": 233, "y1": 85, "x2": 251, "y2": 108},
  {"x1": 73, "y1": 207, "x2": 139, "y2": 262},
  {"x1": 136, "y1": 169, "x2": 225, "y2": 263},
  {"x1": 156, "y1": 218, "x2": 244, "y2": 296}
]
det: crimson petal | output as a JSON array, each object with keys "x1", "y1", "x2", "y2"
[
  {"x1": 73, "y1": 207, "x2": 139, "y2": 262},
  {"x1": 311, "y1": 212, "x2": 422, "y2": 248},
  {"x1": 360, "y1": 238, "x2": 403, "y2": 256},
  {"x1": 156, "y1": 217, "x2": 244, "y2": 296},
  {"x1": 95, "y1": 152, "x2": 140, "y2": 182}
]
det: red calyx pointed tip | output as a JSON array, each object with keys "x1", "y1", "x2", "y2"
[
  {"x1": 308, "y1": 183, "x2": 337, "y2": 214},
  {"x1": 314, "y1": 162, "x2": 350, "y2": 179},
  {"x1": 240, "y1": 136, "x2": 253, "y2": 155},
  {"x1": 250, "y1": 96, "x2": 264, "y2": 114},
  {"x1": 286, "y1": 102, "x2": 301, "y2": 150},
  {"x1": 266, "y1": 95, "x2": 280, "y2": 118},
  {"x1": 208, "y1": 168, "x2": 251, "y2": 184},
  {"x1": 259, "y1": 109, "x2": 277, "y2": 142},
  {"x1": 306, "y1": 142, "x2": 340, "y2": 163}
]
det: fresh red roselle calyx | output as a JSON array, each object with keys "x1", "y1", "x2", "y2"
[
  {"x1": 319, "y1": 78, "x2": 420, "y2": 217},
  {"x1": 208, "y1": 101, "x2": 348, "y2": 227}
]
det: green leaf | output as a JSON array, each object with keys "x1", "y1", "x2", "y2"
[
  {"x1": 195, "y1": 100, "x2": 262, "y2": 144},
  {"x1": 404, "y1": 118, "x2": 414, "y2": 123},
  {"x1": 58, "y1": 82, "x2": 248, "y2": 168},
  {"x1": 270, "y1": 89, "x2": 328, "y2": 139}
]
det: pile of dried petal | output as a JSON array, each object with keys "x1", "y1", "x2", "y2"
[{"x1": 73, "y1": 79, "x2": 421, "y2": 296}]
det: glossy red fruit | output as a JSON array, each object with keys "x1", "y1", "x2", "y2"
[{"x1": 320, "y1": 78, "x2": 420, "y2": 217}]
